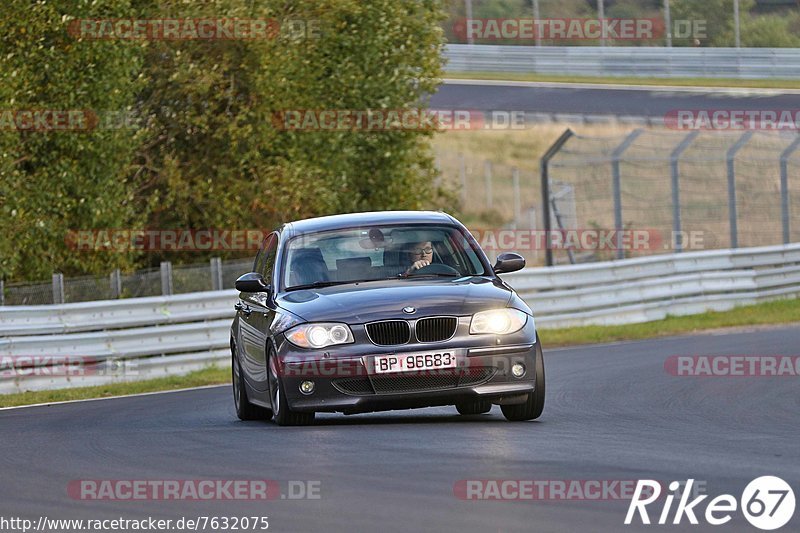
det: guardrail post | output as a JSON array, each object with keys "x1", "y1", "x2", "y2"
[
  {"x1": 780, "y1": 136, "x2": 800, "y2": 244},
  {"x1": 512, "y1": 168, "x2": 521, "y2": 227},
  {"x1": 211, "y1": 257, "x2": 223, "y2": 291},
  {"x1": 612, "y1": 129, "x2": 644, "y2": 260},
  {"x1": 670, "y1": 131, "x2": 700, "y2": 252},
  {"x1": 52, "y1": 273, "x2": 65, "y2": 304},
  {"x1": 0, "y1": 279, "x2": 4, "y2": 306},
  {"x1": 459, "y1": 153, "x2": 468, "y2": 206},
  {"x1": 110, "y1": 269, "x2": 122, "y2": 299},
  {"x1": 727, "y1": 131, "x2": 754, "y2": 249},
  {"x1": 484, "y1": 161, "x2": 493, "y2": 210},
  {"x1": 160, "y1": 261, "x2": 173, "y2": 296},
  {"x1": 540, "y1": 129, "x2": 575, "y2": 266}
]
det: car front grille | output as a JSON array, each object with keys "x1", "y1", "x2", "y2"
[
  {"x1": 332, "y1": 377, "x2": 376, "y2": 395},
  {"x1": 415, "y1": 317, "x2": 457, "y2": 342},
  {"x1": 332, "y1": 367, "x2": 496, "y2": 396},
  {"x1": 365, "y1": 320, "x2": 410, "y2": 346}
]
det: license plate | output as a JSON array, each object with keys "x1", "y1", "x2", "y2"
[{"x1": 372, "y1": 352, "x2": 457, "y2": 374}]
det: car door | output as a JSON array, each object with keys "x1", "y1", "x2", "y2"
[{"x1": 239, "y1": 232, "x2": 278, "y2": 391}]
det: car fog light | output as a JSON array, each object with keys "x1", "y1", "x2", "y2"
[
  {"x1": 299, "y1": 380, "x2": 315, "y2": 395},
  {"x1": 511, "y1": 363, "x2": 526, "y2": 378}
]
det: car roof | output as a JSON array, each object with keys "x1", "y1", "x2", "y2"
[{"x1": 282, "y1": 211, "x2": 457, "y2": 237}]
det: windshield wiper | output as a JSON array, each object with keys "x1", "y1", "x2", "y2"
[
  {"x1": 285, "y1": 280, "x2": 347, "y2": 291},
  {"x1": 286, "y1": 278, "x2": 386, "y2": 291},
  {"x1": 403, "y1": 272, "x2": 462, "y2": 278}
]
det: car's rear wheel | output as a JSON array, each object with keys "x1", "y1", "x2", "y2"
[
  {"x1": 268, "y1": 347, "x2": 315, "y2": 426},
  {"x1": 455, "y1": 399, "x2": 492, "y2": 415},
  {"x1": 232, "y1": 341, "x2": 272, "y2": 421},
  {"x1": 501, "y1": 336, "x2": 545, "y2": 422}
]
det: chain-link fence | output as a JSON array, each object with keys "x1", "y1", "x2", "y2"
[
  {"x1": 544, "y1": 129, "x2": 800, "y2": 265},
  {"x1": 436, "y1": 129, "x2": 800, "y2": 267},
  {"x1": 0, "y1": 257, "x2": 255, "y2": 306}
]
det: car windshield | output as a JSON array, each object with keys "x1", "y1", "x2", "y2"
[{"x1": 283, "y1": 224, "x2": 487, "y2": 290}]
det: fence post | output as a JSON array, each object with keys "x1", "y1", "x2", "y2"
[
  {"x1": 160, "y1": 261, "x2": 173, "y2": 296},
  {"x1": 780, "y1": 136, "x2": 800, "y2": 244},
  {"x1": 727, "y1": 131, "x2": 754, "y2": 249},
  {"x1": 540, "y1": 129, "x2": 575, "y2": 266},
  {"x1": 484, "y1": 161, "x2": 493, "y2": 210},
  {"x1": 611, "y1": 129, "x2": 644, "y2": 260},
  {"x1": 211, "y1": 257, "x2": 223, "y2": 291},
  {"x1": 670, "y1": 131, "x2": 700, "y2": 252},
  {"x1": 512, "y1": 168, "x2": 521, "y2": 227},
  {"x1": 459, "y1": 153, "x2": 468, "y2": 207},
  {"x1": 110, "y1": 269, "x2": 122, "y2": 299},
  {"x1": 52, "y1": 273, "x2": 65, "y2": 304}
]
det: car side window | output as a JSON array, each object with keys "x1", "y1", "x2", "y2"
[{"x1": 259, "y1": 233, "x2": 278, "y2": 286}]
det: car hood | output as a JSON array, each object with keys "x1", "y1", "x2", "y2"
[{"x1": 276, "y1": 277, "x2": 514, "y2": 324}]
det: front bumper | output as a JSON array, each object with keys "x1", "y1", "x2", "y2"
[{"x1": 275, "y1": 319, "x2": 539, "y2": 414}]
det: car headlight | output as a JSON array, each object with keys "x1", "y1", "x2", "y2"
[
  {"x1": 285, "y1": 323, "x2": 354, "y2": 349},
  {"x1": 470, "y1": 309, "x2": 528, "y2": 335}
]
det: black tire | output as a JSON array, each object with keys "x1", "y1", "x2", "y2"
[
  {"x1": 455, "y1": 399, "x2": 493, "y2": 415},
  {"x1": 232, "y1": 341, "x2": 272, "y2": 421},
  {"x1": 268, "y1": 348, "x2": 315, "y2": 427},
  {"x1": 501, "y1": 336, "x2": 545, "y2": 422}
]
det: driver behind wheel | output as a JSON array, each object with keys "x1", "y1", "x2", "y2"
[{"x1": 404, "y1": 240, "x2": 434, "y2": 275}]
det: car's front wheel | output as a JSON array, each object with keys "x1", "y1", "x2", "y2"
[
  {"x1": 268, "y1": 347, "x2": 315, "y2": 426},
  {"x1": 232, "y1": 340, "x2": 272, "y2": 421},
  {"x1": 501, "y1": 336, "x2": 545, "y2": 422}
]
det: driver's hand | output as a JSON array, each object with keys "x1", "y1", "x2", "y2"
[{"x1": 406, "y1": 260, "x2": 430, "y2": 274}]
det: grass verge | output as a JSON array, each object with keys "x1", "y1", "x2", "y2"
[
  {"x1": 2, "y1": 298, "x2": 798, "y2": 407},
  {"x1": 541, "y1": 298, "x2": 800, "y2": 348},
  {"x1": 445, "y1": 71, "x2": 800, "y2": 90},
  {"x1": 0, "y1": 365, "x2": 229, "y2": 408}
]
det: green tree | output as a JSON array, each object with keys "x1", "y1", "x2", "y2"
[
  {"x1": 671, "y1": 0, "x2": 756, "y2": 46},
  {"x1": 0, "y1": 0, "x2": 450, "y2": 280},
  {"x1": 129, "y1": 0, "x2": 449, "y2": 267},
  {"x1": 722, "y1": 14, "x2": 800, "y2": 47},
  {"x1": 0, "y1": 0, "x2": 145, "y2": 281}
]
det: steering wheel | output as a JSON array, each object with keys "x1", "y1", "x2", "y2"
[{"x1": 408, "y1": 263, "x2": 460, "y2": 276}]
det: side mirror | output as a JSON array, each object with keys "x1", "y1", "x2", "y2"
[
  {"x1": 493, "y1": 252, "x2": 526, "y2": 274},
  {"x1": 235, "y1": 272, "x2": 270, "y2": 293}
]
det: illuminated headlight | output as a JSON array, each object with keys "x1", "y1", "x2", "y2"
[
  {"x1": 285, "y1": 323, "x2": 354, "y2": 349},
  {"x1": 470, "y1": 309, "x2": 528, "y2": 335}
]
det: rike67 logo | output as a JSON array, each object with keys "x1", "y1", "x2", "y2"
[{"x1": 626, "y1": 477, "x2": 795, "y2": 530}]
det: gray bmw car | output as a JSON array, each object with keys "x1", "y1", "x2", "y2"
[{"x1": 231, "y1": 211, "x2": 545, "y2": 425}]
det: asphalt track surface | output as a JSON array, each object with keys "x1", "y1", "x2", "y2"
[
  {"x1": 432, "y1": 80, "x2": 800, "y2": 118},
  {"x1": 1, "y1": 326, "x2": 798, "y2": 533}
]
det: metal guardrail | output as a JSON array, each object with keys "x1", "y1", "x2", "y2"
[
  {"x1": 2, "y1": 243, "x2": 799, "y2": 393},
  {"x1": 443, "y1": 44, "x2": 800, "y2": 79}
]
